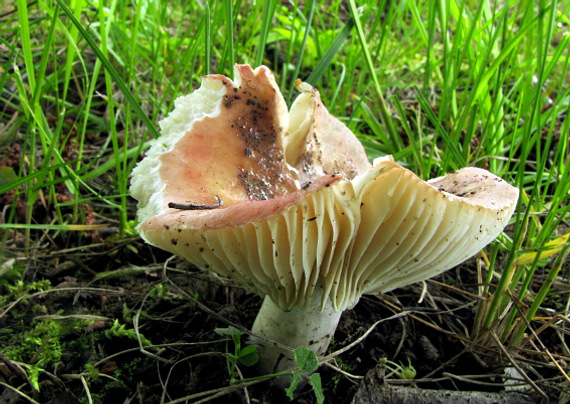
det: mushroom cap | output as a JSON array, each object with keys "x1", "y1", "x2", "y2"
[{"x1": 131, "y1": 65, "x2": 519, "y2": 311}]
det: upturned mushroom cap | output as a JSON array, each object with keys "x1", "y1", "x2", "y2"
[{"x1": 131, "y1": 64, "x2": 519, "y2": 311}]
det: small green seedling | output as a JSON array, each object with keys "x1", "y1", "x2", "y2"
[
  {"x1": 380, "y1": 357, "x2": 417, "y2": 380},
  {"x1": 103, "y1": 319, "x2": 154, "y2": 348},
  {"x1": 214, "y1": 326, "x2": 259, "y2": 384},
  {"x1": 285, "y1": 347, "x2": 324, "y2": 404}
]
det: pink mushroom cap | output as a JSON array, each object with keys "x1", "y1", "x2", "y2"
[{"x1": 130, "y1": 65, "x2": 519, "y2": 311}]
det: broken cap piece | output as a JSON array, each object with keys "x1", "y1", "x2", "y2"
[{"x1": 130, "y1": 64, "x2": 519, "y2": 376}]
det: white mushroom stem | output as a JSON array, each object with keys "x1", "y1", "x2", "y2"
[{"x1": 250, "y1": 289, "x2": 342, "y2": 377}]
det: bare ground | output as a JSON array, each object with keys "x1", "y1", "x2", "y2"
[{"x1": 1, "y1": 235, "x2": 568, "y2": 403}]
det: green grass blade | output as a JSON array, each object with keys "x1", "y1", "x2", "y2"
[
  {"x1": 305, "y1": 17, "x2": 354, "y2": 86},
  {"x1": 347, "y1": 0, "x2": 399, "y2": 149},
  {"x1": 204, "y1": 0, "x2": 211, "y2": 75},
  {"x1": 16, "y1": 0, "x2": 36, "y2": 92},
  {"x1": 254, "y1": 0, "x2": 278, "y2": 67},
  {"x1": 286, "y1": 0, "x2": 316, "y2": 103},
  {"x1": 224, "y1": 0, "x2": 235, "y2": 70},
  {"x1": 55, "y1": 0, "x2": 160, "y2": 139}
]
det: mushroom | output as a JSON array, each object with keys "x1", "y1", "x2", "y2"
[{"x1": 130, "y1": 65, "x2": 519, "y2": 377}]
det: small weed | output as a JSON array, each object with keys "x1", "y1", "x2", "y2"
[
  {"x1": 215, "y1": 326, "x2": 258, "y2": 384},
  {"x1": 379, "y1": 357, "x2": 417, "y2": 380},
  {"x1": 285, "y1": 347, "x2": 324, "y2": 404},
  {"x1": 2, "y1": 318, "x2": 84, "y2": 391},
  {"x1": 330, "y1": 356, "x2": 353, "y2": 386},
  {"x1": 148, "y1": 283, "x2": 171, "y2": 301},
  {"x1": 0, "y1": 279, "x2": 51, "y2": 306},
  {"x1": 103, "y1": 319, "x2": 154, "y2": 348},
  {"x1": 84, "y1": 363, "x2": 100, "y2": 381}
]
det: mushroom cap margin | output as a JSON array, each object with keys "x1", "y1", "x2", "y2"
[{"x1": 138, "y1": 157, "x2": 519, "y2": 311}]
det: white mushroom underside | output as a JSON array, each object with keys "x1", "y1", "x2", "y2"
[{"x1": 140, "y1": 156, "x2": 517, "y2": 311}]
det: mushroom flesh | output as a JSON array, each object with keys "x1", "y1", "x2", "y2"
[{"x1": 130, "y1": 65, "x2": 519, "y2": 376}]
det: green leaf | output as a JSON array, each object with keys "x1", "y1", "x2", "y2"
[
  {"x1": 214, "y1": 326, "x2": 243, "y2": 337},
  {"x1": 284, "y1": 372, "x2": 303, "y2": 400},
  {"x1": 398, "y1": 364, "x2": 417, "y2": 380},
  {"x1": 27, "y1": 364, "x2": 42, "y2": 392},
  {"x1": 309, "y1": 373, "x2": 325, "y2": 404},
  {"x1": 237, "y1": 345, "x2": 258, "y2": 367},
  {"x1": 514, "y1": 232, "x2": 570, "y2": 266},
  {"x1": 0, "y1": 167, "x2": 18, "y2": 188},
  {"x1": 294, "y1": 346, "x2": 319, "y2": 373},
  {"x1": 214, "y1": 325, "x2": 243, "y2": 346}
]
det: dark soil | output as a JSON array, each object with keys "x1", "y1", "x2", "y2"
[{"x1": 0, "y1": 237, "x2": 567, "y2": 403}]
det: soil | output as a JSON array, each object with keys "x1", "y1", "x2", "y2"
[
  {"x1": 0, "y1": 236, "x2": 567, "y2": 403},
  {"x1": 0, "y1": 126, "x2": 567, "y2": 403}
]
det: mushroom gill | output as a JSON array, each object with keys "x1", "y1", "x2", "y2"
[{"x1": 130, "y1": 64, "x2": 519, "y2": 378}]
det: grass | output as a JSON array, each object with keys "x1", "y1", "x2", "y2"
[{"x1": 1, "y1": 0, "x2": 569, "y2": 402}]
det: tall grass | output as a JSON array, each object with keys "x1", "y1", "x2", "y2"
[{"x1": 1, "y1": 0, "x2": 569, "y2": 354}]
